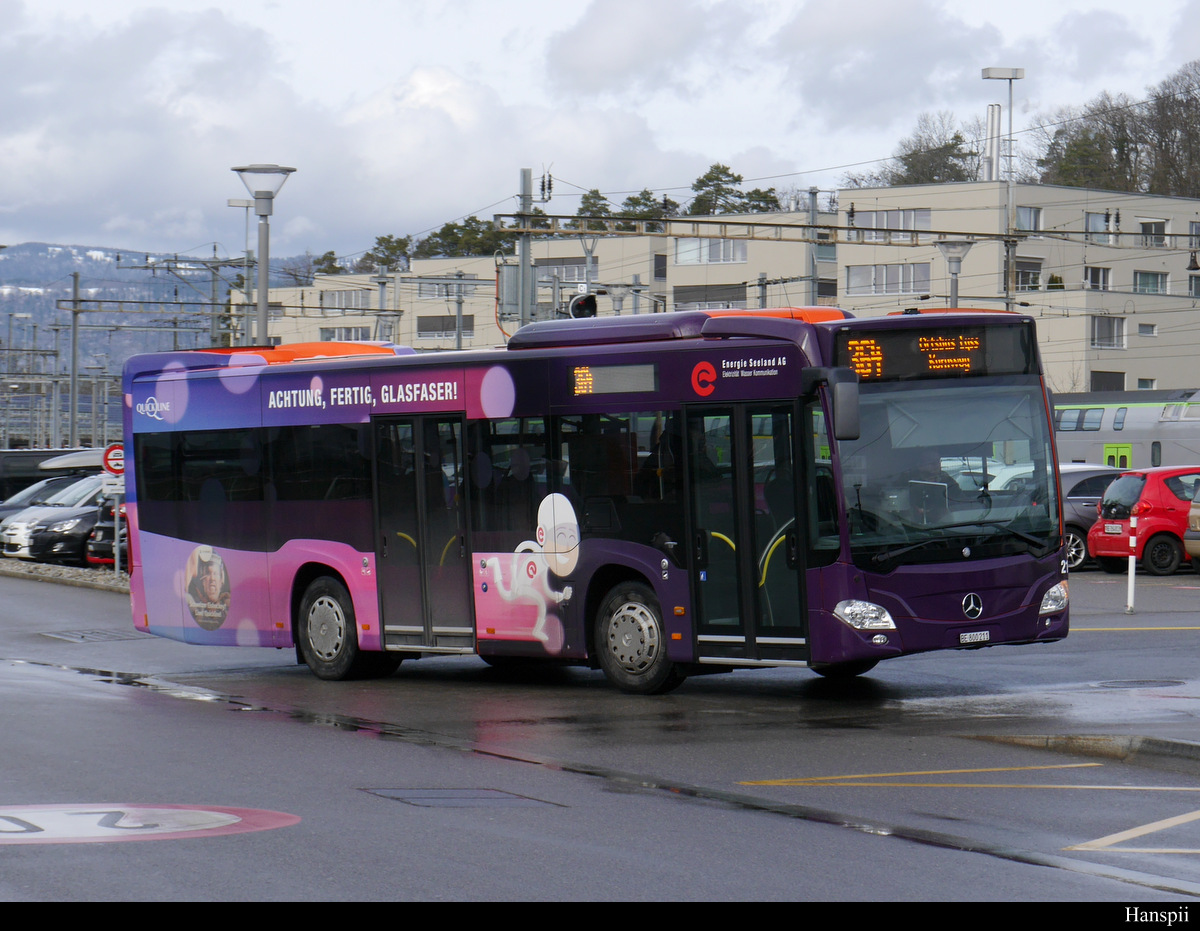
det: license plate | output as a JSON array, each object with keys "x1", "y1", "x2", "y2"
[
  {"x1": 960, "y1": 630, "x2": 990, "y2": 644},
  {"x1": 1105, "y1": 523, "x2": 1123, "y2": 534}
]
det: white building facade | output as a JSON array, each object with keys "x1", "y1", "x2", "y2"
[{"x1": 246, "y1": 181, "x2": 1200, "y2": 392}]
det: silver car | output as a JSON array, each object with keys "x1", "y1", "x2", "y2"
[
  {"x1": 1, "y1": 474, "x2": 105, "y2": 559},
  {"x1": 1058, "y1": 462, "x2": 1122, "y2": 571}
]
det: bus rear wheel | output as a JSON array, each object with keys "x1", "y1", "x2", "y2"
[
  {"x1": 298, "y1": 577, "x2": 400, "y2": 680},
  {"x1": 595, "y1": 582, "x2": 685, "y2": 695}
]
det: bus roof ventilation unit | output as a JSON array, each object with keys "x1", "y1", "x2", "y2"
[{"x1": 507, "y1": 308, "x2": 851, "y2": 351}]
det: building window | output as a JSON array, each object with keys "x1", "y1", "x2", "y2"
[
  {"x1": 845, "y1": 263, "x2": 931, "y2": 296},
  {"x1": 1138, "y1": 378, "x2": 1157, "y2": 389},
  {"x1": 1015, "y1": 261, "x2": 1041, "y2": 291},
  {"x1": 815, "y1": 231, "x2": 836, "y2": 262},
  {"x1": 653, "y1": 254, "x2": 666, "y2": 280},
  {"x1": 1016, "y1": 206, "x2": 1042, "y2": 232},
  {"x1": 1138, "y1": 323, "x2": 1158, "y2": 337},
  {"x1": 1090, "y1": 316, "x2": 1126, "y2": 350},
  {"x1": 1190, "y1": 275, "x2": 1200, "y2": 297},
  {"x1": 1090, "y1": 370, "x2": 1124, "y2": 391},
  {"x1": 534, "y1": 258, "x2": 596, "y2": 284},
  {"x1": 1085, "y1": 212, "x2": 1112, "y2": 244},
  {"x1": 674, "y1": 238, "x2": 747, "y2": 265},
  {"x1": 321, "y1": 289, "x2": 370, "y2": 310},
  {"x1": 850, "y1": 209, "x2": 931, "y2": 243},
  {"x1": 418, "y1": 274, "x2": 480, "y2": 298},
  {"x1": 319, "y1": 326, "x2": 370, "y2": 341},
  {"x1": 416, "y1": 315, "x2": 475, "y2": 339},
  {"x1": 1085, "y1": 266, "x2": 1110, "y2": 290},
  {"x1": 673, "y1": 283, "x2": 747, "y2": 311},
  {"x1": 1190, "y1": 221, "x2": 1200, "y2": 250},
  {"x1": 1133, "y1": 271, "x2": 1167, "y2": 294},
  {"x1": 1140, "y1": 220, "x2": 1166, "y2": 247}
]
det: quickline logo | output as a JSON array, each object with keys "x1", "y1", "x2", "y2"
[{"x1": 135, "y1": 397, "x2": 170, "y2": 420}]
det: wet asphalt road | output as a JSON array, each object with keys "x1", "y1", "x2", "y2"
[{"x1": 1, "y1": 567, "x2": 1199, "y2": 902}]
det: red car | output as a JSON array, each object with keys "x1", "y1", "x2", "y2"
[{"x1": 1088, "y1": 465, "x2": 1200, "y2": 575}]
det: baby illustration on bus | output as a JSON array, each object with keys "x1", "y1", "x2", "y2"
[{"x1": 479, "y1": 493, "x2": 579, "y2": 650}]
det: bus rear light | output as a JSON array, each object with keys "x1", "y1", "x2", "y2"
[{"x1": 834, "y1": 600, "x2": 896, "y2": 630}]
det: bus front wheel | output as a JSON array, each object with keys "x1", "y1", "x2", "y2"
[
  {"x1": 298, "y1": 577, "x2": 400, "y2": 680},
  {"x1": 595, "y1": 582, "x2": 685, "y2": 695}
]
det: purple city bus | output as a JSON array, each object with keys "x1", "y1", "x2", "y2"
[{"x1": 123, "y1": 308, "x2": 1068, "y2": 693}]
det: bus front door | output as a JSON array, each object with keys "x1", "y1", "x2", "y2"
[
  {"x1": 374, "y1": 416, "x2": 473, "y2": 652},
  {"x1": 686, "y1": 405, "x2": 808, "y2": 666}
]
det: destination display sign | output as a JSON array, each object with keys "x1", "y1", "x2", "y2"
[
  {"x1": 833, "y1": 323, "x2": 1036, "y2": 382},
  {"x1": 571, "y1": 363, "x2": 658, "y2": 396}
]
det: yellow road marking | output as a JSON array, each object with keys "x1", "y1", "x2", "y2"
[
  {"x1": 1067, "y1": 809, "x2": 1200, "y2": 853},
  {"x1": 769, "y1": 783, "x2": 1200, "y2": 790},
  {"x1": 741, "y1": 763, "x2": 1100, "y2": 786},
  {"x1": 1073, "y1": 626, "x2": 1200, "y2": 631}
]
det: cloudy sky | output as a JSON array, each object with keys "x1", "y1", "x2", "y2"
[{"x1": 4, "y1": 0, "x2": 1196, "y2": 263}]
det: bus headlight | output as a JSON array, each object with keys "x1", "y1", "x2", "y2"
[
  {"x1": 1039, "y1": 581, "x2": 1068, "y2": 615},
  {"x1": 834, "y1": 600, "x2": 896, "y2": 630}
]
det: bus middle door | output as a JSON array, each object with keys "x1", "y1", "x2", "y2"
[
  {"x1": 686, "y1": 404, "x2": 808, "y2": 666},
  {"x1": 374, "y1": 416, "x2": 473, "y2": 652}
]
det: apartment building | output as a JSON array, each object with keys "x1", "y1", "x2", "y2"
[
  {"x1": 248, "y1": 180, "x2": 1200, "y2": 392},
  {"x1": 244, "y1": 210, "x2": 837, "y2": 350},
  {"x1": 835, "y1": 181, "x2": 1200, "y2": 392}
]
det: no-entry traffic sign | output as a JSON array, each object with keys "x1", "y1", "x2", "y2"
[{"x1": 103, "y1": 443, "x2": 125, "y2": 475}]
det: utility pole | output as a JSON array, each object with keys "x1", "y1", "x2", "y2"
[
  {"x1": 518, "y1": 169, "x2": 533, "y2": 327},
  {"x1": 808, "y1": 187, "x2": 820, "y2": 306},
  {"x1": 455, "y1": 271, "x2": 465, "y2": 350},
  {"x1": 70, "y1": 272, "x2": 80, "y2": 448},
  {"x1": 117, "y1": 253, "x2": 246, "y2": 346}
]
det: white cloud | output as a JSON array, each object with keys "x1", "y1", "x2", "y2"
[{"x1": 0, "y1": 0, "x2": 1192, "y2": 260}]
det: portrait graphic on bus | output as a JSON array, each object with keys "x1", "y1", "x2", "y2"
[
  {"x1": 185, "y1": 545, "x2": 231, "y2": 630},
  {"x1": 477, "y1": 493, "x2": 579, "y2": 652}
]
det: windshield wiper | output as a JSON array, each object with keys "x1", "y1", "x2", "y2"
[{"x1": 871, "y1": 519, "x2": 1047, "y2": 564}]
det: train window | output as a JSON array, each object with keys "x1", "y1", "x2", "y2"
[
  {"x1": 1152, "y1": 442, "x2": 1162, "y2": 467},
  {"x1": 1114, "y1": 408, "x2": 1127, "y2": 430},
  {"x1": 1081, "y1": 408, "x2": 1103, "y2": 430},
  {"x1": 1057, "y1": 409, "x2": 1080, "y2": 431}
]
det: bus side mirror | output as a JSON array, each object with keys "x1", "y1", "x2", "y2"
[{"x1": 802, "y1": 366, "x2": 860, "y2": 441}]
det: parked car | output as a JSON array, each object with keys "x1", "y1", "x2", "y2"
[
  {"x1": 1, "y1": 474, "x2": 106, "y2": 562},
  {"x1": 1058, "y1": 463, "x2": 1122, "y2": 571},
  {"x1": 86, "y1": 500, "x2": 126, "y2": 570},
  {"x1": 1183, "y1": 497, "x2": 1200, "y2": 568},
  {"x1": 1087, "y1": 465, "x2": 1200, "y2": 575},
  {"x1": 0, "y1": 474, "x2": 90, "y2": 523}
]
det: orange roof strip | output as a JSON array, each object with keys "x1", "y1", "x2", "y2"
[
  {"x1": 197, "y1": 342, "x2": 400, "y2": 364},
  {"x1": 703, "y1": 307, "x2": 850, "y2": 323}
]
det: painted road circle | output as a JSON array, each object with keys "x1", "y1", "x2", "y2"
[{"x1": 0, "y1": 804, "x2": 300, "y2": 844}]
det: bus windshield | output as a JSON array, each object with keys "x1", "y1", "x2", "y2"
[{"x1": 837, "y1": 378, "x2": 1058, "y2": 570}]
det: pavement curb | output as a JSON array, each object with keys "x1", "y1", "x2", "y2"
[
  {"x1": 0, "y1": 563, "x2": 130, "y2": 595},
  {"x1": 976, "y1": 734, "x2": 1200, "y2": 776}
]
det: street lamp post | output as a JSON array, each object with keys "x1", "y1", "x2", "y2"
[
  {"x1": 231, "y1": 164, "x2": 295, "y2": 345},
  {"x1": 982, "y1": 67, "x2": 1024, "y2": 311},
  {"x1": 935, "y1": 240, "x2": 974, "y2": 308},
  {"x1": 227, "y1": 198, "x2": 254, "y2": 346}
]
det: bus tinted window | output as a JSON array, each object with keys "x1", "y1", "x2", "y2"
[{"x1": 267, "y1": 424, "x2": 372, "y2": 501}]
